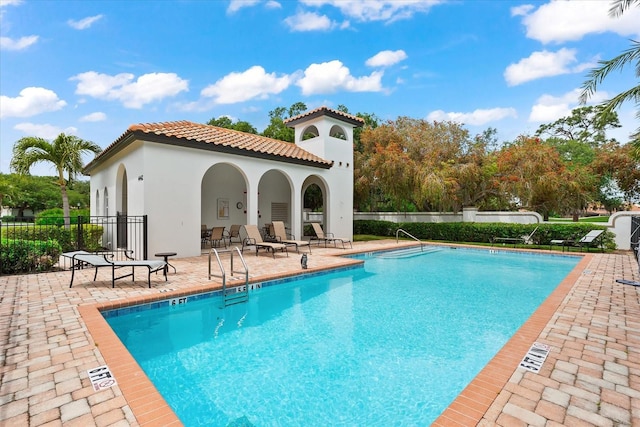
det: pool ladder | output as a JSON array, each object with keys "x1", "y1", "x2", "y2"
[
  {"x1": 208, "y1": 247, "x2": 249, "y2": 307},
  {"x1": 396, "y1": 228, "x2": 427, "y2": 251}
]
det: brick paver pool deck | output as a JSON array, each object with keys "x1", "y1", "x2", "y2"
[{"x1": 1, "y1": 241, "x2": 638, "y2": 426}]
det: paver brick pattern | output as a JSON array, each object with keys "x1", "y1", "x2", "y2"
[{"x1": 1, "y1": 242, "x2": 638, "y2": 426}]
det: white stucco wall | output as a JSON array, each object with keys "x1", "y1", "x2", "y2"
[
  {"x1": 608, "y1": 211, "x2": 639, "y2": 250},
  {"x1": 296, "y1": 115, "x2": 355, "y2": 240}
]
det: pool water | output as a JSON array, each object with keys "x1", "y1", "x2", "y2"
[{"x1": 105, "y1": 247, "x2": 579, "y2": 426}]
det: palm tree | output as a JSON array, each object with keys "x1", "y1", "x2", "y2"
[
  {"x1": 10, "y1": 133, "x2": 102, "y2": 228},
  {"x1": 580, "y1": 0, "x2": 640, "y2": 158}
]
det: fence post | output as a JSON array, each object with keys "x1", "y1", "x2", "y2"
[
  {"x1": 77, "y1": 215, "x2": 84, "y2": 250},
  {"x1": 143, "y1": 215, "x2": 148, "y2": 260}
]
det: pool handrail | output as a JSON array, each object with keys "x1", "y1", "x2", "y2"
[
  {"x1": 396, "y1": 228, "x2": 426, "y2": 251},
  {"x1": 208, "y1": 247, "x2": 249, "y2": 306}
]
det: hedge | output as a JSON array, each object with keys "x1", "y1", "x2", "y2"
[{"x1": 354, "y1": 220, "x2": 615, "y2": 250}]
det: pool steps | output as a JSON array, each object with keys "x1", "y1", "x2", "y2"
[{"x1": 374, "y1": 247, "x2": 443, "y2": 259}]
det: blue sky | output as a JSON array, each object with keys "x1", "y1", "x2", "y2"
[{"x1": 1, "y1": 0, "x2": 638, "y2": 176}]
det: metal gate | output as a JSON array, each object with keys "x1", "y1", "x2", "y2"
[{"x1": 632, "y1": 216, "x2": 640, "y2": 258}]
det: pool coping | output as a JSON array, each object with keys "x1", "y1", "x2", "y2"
[{"x1": 79, "y1": 248, "x2": 590, "y2": 426}]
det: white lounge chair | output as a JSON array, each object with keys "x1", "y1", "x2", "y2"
[
  {"x1": 576, "y1": 229, "x2": 605, "y2": 252},
  {"x1": 271, "y1": 221, "x2": 311, "y2": 253},
  {"x1": 311, "y1": 223, "x2": 352, "y2": 249},
  {"x1": 64, "y1": 251, "x2": 166, "y2": 288},
  {"x1": 241, "y1": 225, "x2": 289, "y2": 257},
  {"x1": 493, "y1": 226, "x2": 539, "y2": 247}
]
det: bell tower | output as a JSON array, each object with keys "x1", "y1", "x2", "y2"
[{"x1": 285, "y1": 106, "x2": 364, "y2": 239}]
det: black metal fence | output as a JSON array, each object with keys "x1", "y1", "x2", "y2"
[
  {"x1": 632, "y1": 216, "x2": 640, "y2": 262},
  {"x1": 0, "y1": 214, "x2": 148, "y2": 275}
]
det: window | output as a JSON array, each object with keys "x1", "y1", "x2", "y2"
[
  {"x1": 271, "y1": 202, "x2": 289, "y2": 223},
  {"x1": 103, "y1": 188, "x2": 109, "y2": 216},
  {"x1": 329, "y1": 125, "x2": 347, "y2": 140}
]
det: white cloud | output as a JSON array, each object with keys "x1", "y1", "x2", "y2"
[
  {"x1": 366, "y1": 50, "x2": 407, "y2": 67},
  {"x1": 201, "y1": 66, "x2": 291, "y2": 104},
  {"x1": 504, "y1": 48, "x2": 584, "y2": 86},
  {"x1": 427, "y1": 107, "x2": 517, "y2": 126},
  {"x1": 0, "y1": 87, "x2": 67, "y2": 118},
  {"x1": 70, "y1": 71, "x2": 189, "y2": 108},
  {"x1": 518, "y1": 0, "x2": 640, "y2": 44},
  {"x1": 265, "y1": 1, "x2": 281, "y2": 9},
  {"x1": 0, "y1": 35, "x2": 38, "y2": 50},
  {"x1": 79, "y1": 112, "x2": 106, "y2": 122},
  {"x1": 227, "y1": 0, "x2": 261, "y2": 14},
  {"x1": 301, "y1": 0, "x2": 442, "y2": 23},
  {"x1": 284, "y1": 11, "x2": 336, "y2": 31},
  {"x1": 296, "y1": 60, "x2": 384, "y2": 95},
  {"x1": 528, "y1": 90, "x2": 578, "y2": 122},
  {"x1": 510, "y1": 4, "x2": 533, "y2": 17},
  {"x1": 14, "y1": 122, "x2": 77, "y2": 140},
  {"x1": 68, "y1": 14, "x2": 103, "y2": 30},
  {"x1": 528, "y1": 88, "x2": 610, "y2": 123}
]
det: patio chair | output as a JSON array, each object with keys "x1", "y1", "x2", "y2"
[
  {"x1": 201, "y1": 224, "x2": 211, "y2": 245},
  {"x1": 549, "y1": 231, "x2": 581, "y2": 252},
  {"x1": 271, "y1": 221, "x2": 311, "y2": 253},
  {"x1": 492, "y1": 226, "x2": 539, "y2": 247},
  {"x1": 209, "y1": 226, "x2": 227, "y2": 249},
  {"x1": 575, "y1": 229, "x2": 605, "y2": 252},
  {"x1": 241, "y1": 224, "x2": 289, "y2": 257},
  {"x1": 310, "y1": 223, "x2": 352, "y2": 249},
  {"x1": 224, "y1": 224, "x2": 242, "y2": 244}
]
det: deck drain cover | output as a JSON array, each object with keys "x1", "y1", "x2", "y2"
[{"x1": 519, "y1": 342, "x2": 550, "y2": 373}]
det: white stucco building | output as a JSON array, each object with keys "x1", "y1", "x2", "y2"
[{"x1": 84, "y1": 106, "x2": 364, "y2": 258}]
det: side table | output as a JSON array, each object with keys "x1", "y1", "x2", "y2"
[{"x1": 155, "y1": 252, "x2": 177, "y2": 278}]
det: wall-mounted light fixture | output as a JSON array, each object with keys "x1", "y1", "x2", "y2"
[{"x1": 138, "y1": 175, "x2": 144, "y2": 181}]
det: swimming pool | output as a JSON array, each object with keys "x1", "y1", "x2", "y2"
[{"x1": 105, "y1": 247, "x2": 579, "y2": 426}]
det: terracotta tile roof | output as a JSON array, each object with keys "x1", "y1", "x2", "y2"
[
  {"x1": 84, "y1": 120, "x2": 333, "y2": 173},
  {"x1": 284, "y1": 106, "x2": 365, "y2": 127}
]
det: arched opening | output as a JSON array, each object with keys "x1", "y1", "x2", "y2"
[
  {"x1": 301, "y1": 175, "x2": 328, "y2": 238},
  {"x1": 329, "y1": 124, "x2": 347, "y2": 140},
  {"x1": 116, "y1": 166, "x2": 128, "y2": 249},
  {"x1": 301, "y1": 125, "x2": 319, "y2": 141},
  {"x1": 103, "y1": 187, "x2": 109, "y2": 216},
  {"x1": 201, "y1": 163, "x2": 248, "y2": 250},
  {"x1": 95, "y1": 190, "x2": 100, "y2": 216}
]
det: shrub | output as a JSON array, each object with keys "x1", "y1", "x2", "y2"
[
  {"x1": 0, "y1": 239, "x2": 62, "y2": 274},
  {"x1": 354, "y1": 220, "x2": 614, "y2": 249},
  {"x1": 36, "y1": 208, "x2": 91, "y2": 226}
]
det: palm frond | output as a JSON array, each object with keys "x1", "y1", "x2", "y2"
[
  {"x1": 580, "y1": 40, "x2": 640, "y2": 103},
  {"x1": 609, "y1": 0, "x2": 640, "y2": 17}
]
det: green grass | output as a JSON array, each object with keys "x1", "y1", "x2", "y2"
[
  {"x1": 549, "y1": 216, "x2": 609, "y2": 223},
  {"x1": 353, "y1": 234, "x2": 389, "y2": 242}
]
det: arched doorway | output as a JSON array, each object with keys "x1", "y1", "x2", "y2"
[
  {"x1": 201, "y1": 163, "x2": 248, "y2": 249},
  {"x1": 116, "y1": 166, "x2": 128, "y2": 249},
  {"x1": 301, "y1": 175, "x2": 328, "y2": 238}
]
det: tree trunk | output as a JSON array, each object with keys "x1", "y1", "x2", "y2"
[{"x1": 61, "y1": 183, "x2": 71, "y2": 229}]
